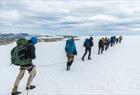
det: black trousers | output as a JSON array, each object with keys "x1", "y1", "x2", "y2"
[
  {"x1": 67, "y1": 60, "x2": 73, "y2": 67},
  {"x1": 98, "y1": 46, "x2": 104, "y2": 54},
  {"x1": 82, "y1": 47, "x2": 91, "y2": 59},
  {"x1": 119, "y1": 40, "x2": 122, "y2": 43},
  {"x1": 105, "y1": 45, "x2": 109, "y2": 51}
]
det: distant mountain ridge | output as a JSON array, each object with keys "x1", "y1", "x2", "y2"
[{"x1": 0, "y1": 33, "x2": 76, "y2": 45}]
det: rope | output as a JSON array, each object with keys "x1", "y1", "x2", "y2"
[
  {"x1": 36, "y1": 57, "x2": 81, "y2": 68},
  {"x1": 36, "y1": 60, "x2": 66, "y2": 68}
]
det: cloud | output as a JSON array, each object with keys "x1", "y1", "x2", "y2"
[
  {"x1": 0, "y1": 0, "x2": 140, "y2": 35},
  {"x1": 0, "y1": 10, "x2": 20, "y2": 21}
]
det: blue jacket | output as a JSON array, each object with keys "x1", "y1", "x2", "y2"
[{"x1": 65, "y1": 39, "x2": 77, "y2": 55}]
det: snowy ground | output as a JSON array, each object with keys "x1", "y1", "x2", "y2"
[{"x1": 0, "y1": 36, "x2": 140, "y2": 95}]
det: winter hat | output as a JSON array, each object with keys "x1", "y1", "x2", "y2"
[
  {"x1": 90, "y1": 37, "x2": 93, "y2": 40},
  {"x1": 31, "y1": 36, "x2": 38, "y2": 45}
]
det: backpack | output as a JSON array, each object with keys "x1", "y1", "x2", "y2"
[
  {"x1": 84, "y1": 39, "x2": 90, "y2": 47},
  {"x1": 11, "y1": 38, "x2": 31, "y2": 66},
  {"x1": 65, "y1": 39, "x2": 73, "y2": 54}
]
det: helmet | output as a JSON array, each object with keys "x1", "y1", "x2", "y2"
[{"x1": 31, "y1": 36, "x2": 38, "y2": 45}]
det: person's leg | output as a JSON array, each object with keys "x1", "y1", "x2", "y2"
[
  {"x1": 67, "y1": 54, "x2": 71, "y2": 65},
  {"x1": 103, "y1": 45, "x2": 105, "y2": 51},
  {"x1": 82, "y1": 48, "x2": 88, "y2": 60},
  {"x1": 67, "y1": 54, "x2": 71, "y2": 70},
  {"x1": 120, "y1": 40, "x2": 122, "y2": 43},
  {"x1": 88, "y1": 48, "x2": 91, "y2": 59},
  {"x1": 111, "y1": 42, "x2": 113, "y2": 47},
  {"x1": 105, "y1": 45, "x2": 107, "y2": 51},
  {"x1": 26, "y1": 66, "x2": 36, "y2": 89},
  {"x1": 12, "y1": 68, "x2": 25, "y2": 93},
  {"x1": 69, "y1": 55, "x2": 74, "y2": 67},
  {"x1": 98, "y1": 46, "x2": 101, "y2": 54},
  {"x1": 107, "y1": 45, "x2": 109, "y2": 49},
  {"x1": 67, "y1": 54, "x2": 74, "y2": 70},
  {"x1": 101, "y1": 46, "x2": 104, "y2": 54}
]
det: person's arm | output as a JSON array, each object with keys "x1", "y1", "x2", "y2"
[
  {"x1": 28, "y1": 44, "x2": 36, "y2": 59},
  {"x1": 98, "y1": 40, "x2": 101, "y2": 46},
  {"x1": 73, "y1": 42, "x2": 77, "y2": 55},
  {"x1": 90, "y1": 40, "x2": 94, "y2": 47}
]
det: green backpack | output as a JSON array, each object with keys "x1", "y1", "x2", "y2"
[{"x1": 11, "y1": 38, "x2": 31, "y2": 66}]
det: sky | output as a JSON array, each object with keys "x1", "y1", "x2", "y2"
[{"x1": 0, "y1": 0, "x2": 140, "y2": 35}]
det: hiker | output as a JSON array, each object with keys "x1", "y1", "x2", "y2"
[
  {"x1": 113, "y1": 36, "x2": 116, "y2": 45},
  {"x1": 119, "y1": 35, "x2": 122, "y2": 43},
  {"x1": 104, "y1": 37, "x2": 109, "y2": 51},
  {"x1": 110, "y1": 36, "x2": 114, "y2": 47},
  {"x1": 82, "y1": 37, "x2": 93, "y2": 61},
  {"x1": 98, "y1": 37, "x2": 104, "y2": 54},
  {"x1": 65, "y1": 37, "x2": 77, "y2": 71},
  {"x1": 11, "y1": 37, "x2": 38, "y2": 95},
  {"x1": 107, "y1": 38, "x2": 111, "y2": 49},
  {"x1": 116, "y1": 38, "x2": 119, "y2": 44},
  {"x1": 110, "y1": 36, "x2": 116, "y2": 46}
]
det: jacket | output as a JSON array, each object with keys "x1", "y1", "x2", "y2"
[
  {"x1": 98, "y1": 39, "x2": 104, "y2": 47},
  {"x1": 65, "y1": 39, "x2": 77, "y2": 55},
  {"x1": 23, "y1": 40, "x2": 36, "y2": 67}
]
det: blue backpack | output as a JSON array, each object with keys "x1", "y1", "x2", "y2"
[
  {"x1": 65, "y1": 39, "x2": 73, "y2": 54},
  {"x1": 65, "y1": 39, "x2": 77, "y2": 55},
  {"x1": 84, "y1": 39, "x2": 90, "y2": 47}
]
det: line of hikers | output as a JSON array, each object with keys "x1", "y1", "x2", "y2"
[
  {"x1": 11, "y1": 35, "x2": 122, "y2": 95},
  {"x1": 65, "y1": 35, "x2": 123, "y2": 71},
  {"x1": 98, "y1": 35, "x2": 122, "y2": 54}
]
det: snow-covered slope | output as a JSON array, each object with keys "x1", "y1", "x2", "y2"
[{"x1": 0, "y1": 36, "x2": 140, "y2": 95}]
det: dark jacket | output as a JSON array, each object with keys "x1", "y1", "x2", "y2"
[
  {"x1": 98, "y1": 39, "x2": 104, "y2": 47},
  {"x1": 104, "y1": 39, "x2": 109, "y2": 46},
  {"x1": 111, "y1": 37, "x2": 114, "y2": 43},
  {"x1": 89, "y1": 39, "x2": 94, "y2": 47},
  {"x1": 84, "y1": 39, "x2": 93, "y2": 48},
  {"x1": 23, "y1": 40, "x2": 36, "y2": 67},
  {"x1": 27, "y1": 40, "x2": 36, "y2": 59}
]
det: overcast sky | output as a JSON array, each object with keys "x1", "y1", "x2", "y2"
[{"x1": 0, "y1": 0, "x2": 140, "y2": 35}]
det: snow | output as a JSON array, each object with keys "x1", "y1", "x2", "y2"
[{"x1": 0, "y1": 36, "x2": 140, "y2": 94}]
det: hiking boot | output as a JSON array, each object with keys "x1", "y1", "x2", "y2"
[
  {"x1": 26, "y1": 85, "x2": 36, "y2": 90},
  {"x1": 81, "y1": 58, "x2": 84, "y2": 61},
  {"x1": 88, "y1": 58, "x2": 91, "y2": 60},
  {"x1": 11, "y1": 91, "x2": 21, "y2": 95},
  {"x1": 67, "y1": 66, "x2": 70, "y2": 71}
]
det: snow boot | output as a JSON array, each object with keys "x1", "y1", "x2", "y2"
[
  {"x1": 67, "y1": 66, "x2": 70, "y2": 71},
  {"x1": 82, "y1": 58, "x2": 84, "y2": 61},
  {"x1": 11, "y1": 91, "x2": 21, "y2": 95},
  {"x1": 88, "y1": 58, "x2": 91, "y2": 60},
  {"x1": 67, "y1": 61, "x2": 71, "y2": 71},
  {"x1": 26, "y1": 85, "x2": 36, "y2": 90}
]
